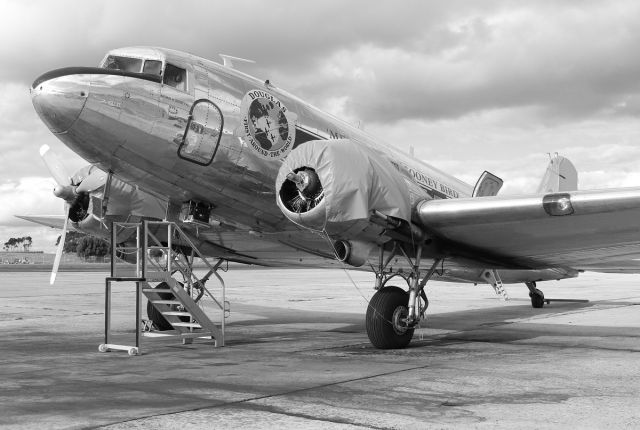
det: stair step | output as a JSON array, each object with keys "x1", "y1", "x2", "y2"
[
  {"x1": 142, "y1": 288, "x2": 173, "y2": 293},
  {"x1": 162, "y1": 311, "x2": 192, "y2": 316},
  {"x1": 143, "y1": 331, "x2": 213, "y2": 339},
  {"x1": 151, "y1": 300, "x2": 181, "y2": 305},
  {"x1": 172, "y1": 322, "x2": 202, "y2": 329}
]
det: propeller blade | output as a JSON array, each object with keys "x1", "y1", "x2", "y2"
[
  {"x1": 40, "y1": 144, "x2": 70, "y2": 186},
  {"x1": 50, "y1": 204, "x2": 69, "y2": 285}
]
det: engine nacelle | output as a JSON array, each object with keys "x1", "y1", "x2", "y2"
[
  {"x1": 276, "y1": 139, "x2": 411, "y2": 237},
  {"x1": 64, "y1": 165, "x2": 167, "y2": 244}
]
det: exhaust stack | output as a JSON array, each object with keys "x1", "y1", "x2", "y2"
[{"x1": 333, "y1": 240, "x2": 374, "y2": 267}]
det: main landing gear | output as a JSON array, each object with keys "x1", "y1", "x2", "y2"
[
  {"x1": 365, "y1": 242, "x2": 443, "y2": 349},
  {"x1": 366, "y1": 286, "x2": 414, "y2": 349},
  {"x1": 525, "y1": 281, "x2": 545, "y2": 308}
]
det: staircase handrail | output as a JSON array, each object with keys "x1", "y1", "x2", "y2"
[{"x1": 144, "y1": 221, "x2": 225, "y2": 312}]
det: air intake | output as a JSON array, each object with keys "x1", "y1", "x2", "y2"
[{"x1": 279, "y1": 167, "x2": 324, "y2": 213}]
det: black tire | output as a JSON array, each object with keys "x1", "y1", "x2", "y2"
[
  {"x1": 530, "y1": 289, "x2": 545, "y2": 308},
  {"x1": 146, "y1": 282, "x2": 174, "y2": 331},
  {"x1": 366, "y1": 286, "x2": 415, "y2": 349}
]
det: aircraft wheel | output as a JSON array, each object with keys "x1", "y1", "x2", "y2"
[
  {"x1": 530, "y1": 289, "x2": 545, "y2": 308},
  {"x1": 146, "y1": 282, "x2": 174, "y2": 331},
  {"x1": 366, "y1": 286, "x2": 415, "y2": 349}
]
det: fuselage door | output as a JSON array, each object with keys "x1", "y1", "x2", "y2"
[{"x1": 178, "y1": 100, "x2": 224, "y2": 166}]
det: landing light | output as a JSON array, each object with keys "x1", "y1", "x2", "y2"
[{"x1": 542, "y1": 193, "x2": 574, "y2": 216}]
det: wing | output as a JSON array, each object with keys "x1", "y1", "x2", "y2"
[
  {"x1": 417, "y1": 188, "x2": 640, "y2": 272},
  {"x1": 15, "y1": 215, "x2": 70, "y2": 230}
]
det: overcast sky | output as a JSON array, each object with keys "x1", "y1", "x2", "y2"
[{"x1": 1, "y1": 0, "x2": 639, "y2": 252}]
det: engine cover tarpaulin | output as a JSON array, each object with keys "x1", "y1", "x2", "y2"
[{"x1": 277, "y1": 139, "x2": 411, "y2": 228}]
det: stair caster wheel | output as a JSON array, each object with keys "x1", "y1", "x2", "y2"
[
  {"x1": 98, "y1": 344, "x2": 109, "y2": 353},
  {"x1": 127, "y1": 347, "x2": 139, "y2": 356},
  {"x1": 529, "y1": 289, "x2": 545, "y2": 308}
]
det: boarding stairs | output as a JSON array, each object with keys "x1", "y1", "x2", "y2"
[
  {"x1": 99, "y1": 221, "x2": 229, "y2": 356},
  {"x1": 142, "y1": 277, "x2": 221, "y2": 340}
]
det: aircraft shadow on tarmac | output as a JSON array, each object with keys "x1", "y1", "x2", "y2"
[{"x1": 222, "y1": 297, "x2": 639, "y2": 350}]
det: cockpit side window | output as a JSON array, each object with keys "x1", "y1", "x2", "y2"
[
  {"x1": 164, "y1": 63, "x2": 187, "y2": 91},
  {"x1": 102, "y1": 55, "x2": 143, "y2": 73},
  {"x1": 143, "y1": 60, "x2": 162, "y2": 76}
]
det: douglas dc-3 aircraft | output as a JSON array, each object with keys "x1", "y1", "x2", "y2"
[{"x1": 26, "y1": 46, "x2": 640, "y2": 349}]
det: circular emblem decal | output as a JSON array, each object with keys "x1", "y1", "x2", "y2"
[{"x1": 241, "y1": 89, "x2": 296, "y2": 159}]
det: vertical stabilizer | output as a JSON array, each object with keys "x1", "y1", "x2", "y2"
[{"x1": 536, "y1": 154, "x2": 578, "y2": 193}]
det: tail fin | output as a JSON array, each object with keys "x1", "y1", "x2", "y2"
[{"x1": 536, "y1": 154, "x2": 578, "y2": 193}]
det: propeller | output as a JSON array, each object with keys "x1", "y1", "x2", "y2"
[
  {"x1": 40, "y1": 144, "x2": 73, "y2": 285},
  {"x1": 50, "y1": 206, "x2": 68, "y2": 285},
  {"x1": 40, "y1": 144, "x2": 70, "y2": 187}
]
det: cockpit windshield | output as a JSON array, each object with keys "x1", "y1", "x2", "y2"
[
  {"x1": 100, "y1": 55, "x2": 164, "y2": 78},
  {"x1": 101, "y1": 55, "x2": 143, "y2": 73},
  {"x1": 143, "y1": 60, "x2": 162, "y2": 75},
  {"x1": 99, "y1": 53, "x2": 185, "y2": 89}
]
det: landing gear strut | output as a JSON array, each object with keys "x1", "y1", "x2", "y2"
[
  {"x1": 366, "y1": 242, "x2": 443, "y2": 349},
  {"x1": 526, "y1": 281, "x2": 545, "y2": 308}
]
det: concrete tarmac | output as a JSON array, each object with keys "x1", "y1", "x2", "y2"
[{"x1": 0, "y1": 269, "x2": 639, "y2": 429}]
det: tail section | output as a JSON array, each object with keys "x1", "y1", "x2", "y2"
[{"x1": 536, "y1": 154, "x2": 578, "y2": 193}]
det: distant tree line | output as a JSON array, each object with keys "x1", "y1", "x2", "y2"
[
  {"x1": 3, "y1": 236, "x2": 33, "y2": 252},
  {"x1": 55, "y1": 231, "x2": 110, "y2": 259}
]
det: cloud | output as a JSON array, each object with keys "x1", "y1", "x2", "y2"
[
  {"x1": 0, "y1": 177, "x2": 63, "y2": 226},
  {"x1": 288, "y1": 2, "x2": 640, "y2": 123},
  {"x1": 3, "y1": 1, "x2": 639, "y2": 123},
  {"x1": 0, "y1": 0, "x2": 452, "y2": 84}
]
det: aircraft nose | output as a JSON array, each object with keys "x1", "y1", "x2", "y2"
[{"x1": 31, "y1": 70, "x2": 89, "y2": 133}]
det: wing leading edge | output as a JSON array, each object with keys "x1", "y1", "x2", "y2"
[
  {"x1": 15, "y1": 215, "x2": 69, "y2": 230},
  {"x1": 417, "y1": 187, "x2": 640, "y2": 272}
]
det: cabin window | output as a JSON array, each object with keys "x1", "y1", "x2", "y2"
[
  {"x1": 164, "y1": 63, "x2": 187, "y2": 91},
  {"x1": 143, "y1": 60, "x2": 162, "y2": 76},
  {"x1": 102, "y1": 55, "x2": 143, "y2": 73}
]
